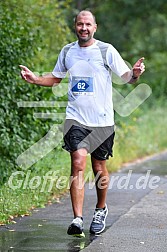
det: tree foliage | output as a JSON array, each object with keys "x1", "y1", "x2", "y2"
[
  {"x1": 95, "y1": 0, "x2": 167, "y2": 98},
  {"x1": 0, "y1": 0, "x2": 72, "y2": 184}
]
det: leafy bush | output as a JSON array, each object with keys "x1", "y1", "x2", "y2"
[
  {"x1": 0, "y1": 2, "x2": 42, "y2": 183},
  {"x1": 0, "y1": 0, "x2": 72, "y2": 184}
]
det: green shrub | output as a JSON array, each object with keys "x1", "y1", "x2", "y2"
[
  {"x1": 0, "y1": 2, "x2": 42, "y2": 183},
  {"x1": 0, "y1": 0, "x2": 72, "y2": 184}
]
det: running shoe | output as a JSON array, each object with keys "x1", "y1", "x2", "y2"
[
  {"x1": 89, "y1": 204, "x2": 108, "y2": 234},
  {"x1": 67, "y1": 217, "x2": 85, "y2": 238}
]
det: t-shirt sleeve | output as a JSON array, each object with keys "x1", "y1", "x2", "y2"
[
  {"x1": 106, "y1": 45, "x2": 130, "y2": 77},
  {"x1": 52, "y1": 47, "x2": 67, "y2": 78}
]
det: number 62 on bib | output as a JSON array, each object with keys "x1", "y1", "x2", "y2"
[{"x1": 71, "y1": 76, "x2": 94, "y2": 96}]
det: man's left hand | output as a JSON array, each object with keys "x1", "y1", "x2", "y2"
[{"x1": 132, "y1": 57, "x2": 145, "y2": 78}]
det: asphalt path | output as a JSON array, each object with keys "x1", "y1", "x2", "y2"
[{"x1": 0, "y1": 150, "x2": 167, "y2": 252}]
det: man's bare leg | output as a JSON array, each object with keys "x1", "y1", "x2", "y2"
[
  {"x1": 70, "y1": 148, "x2": 87, "y2": 218},
  {"x1": 89, "y1": 156, "x2": 109, "y2": 234},
  {"x1": 91, "y1": 156, "x2": 109, "y2": 208}
]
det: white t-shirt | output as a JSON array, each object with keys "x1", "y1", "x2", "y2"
[{"x1": 52, "y1": 40, "x2": 130, "y2": 127}]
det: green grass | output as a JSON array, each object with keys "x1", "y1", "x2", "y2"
[
  {"x1": 0, "y1": 150, "x2": 71, "y2": 223},
  {"x1": 0, "y1": 102, "x2": 167, "y2": 224},
  {"x1": 108, "y1": 103, "x2": 167, "y2": 171}
]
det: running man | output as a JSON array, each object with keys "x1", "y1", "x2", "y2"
[{"x1": 20, "y1": 10, "x2": 145, "y2": 237}]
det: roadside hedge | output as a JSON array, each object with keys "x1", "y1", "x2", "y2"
[{"x1": 0, "y1": 0, "x2": 72, "y2": 184}]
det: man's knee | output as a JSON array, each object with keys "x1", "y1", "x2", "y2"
[
  {"x1": 71, "y1": 150, "x2": 87, "y2": 176},
  {"x1": 91, "y1": 158, "x2": 107, "y2": 174}
]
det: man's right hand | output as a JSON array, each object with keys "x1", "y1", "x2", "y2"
[{"x1": 19, "y1": 65, "x2": 38, "y2": 84}]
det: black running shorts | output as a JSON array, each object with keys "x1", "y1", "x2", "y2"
[{"x1": 62, "y1": 119, "x2": 115, "y2": 160}]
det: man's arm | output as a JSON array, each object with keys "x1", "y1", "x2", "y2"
[
  {"x1": 121, "y1": 57, "x2": 145, "y2": 84},
  {"x1": 19, "y1": 65, "x2": 62, "y2": 87}
]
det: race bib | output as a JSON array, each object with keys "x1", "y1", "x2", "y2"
[{"x1": 71, "y1": 76, "x2": 93, "y2": 96}]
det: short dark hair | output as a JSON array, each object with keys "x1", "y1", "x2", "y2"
[{"x1": 74, "y1": 10, "x2": 96, "y2": 24}]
